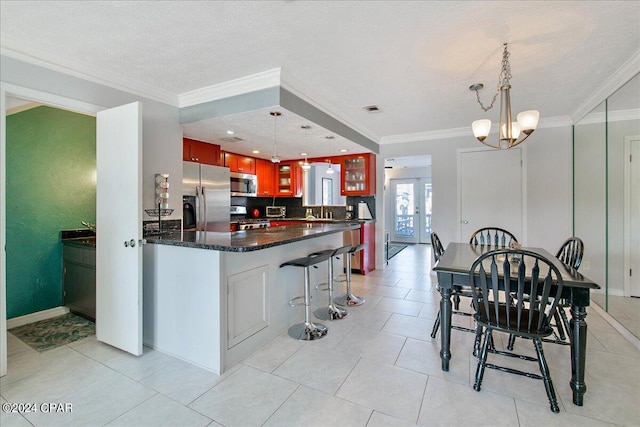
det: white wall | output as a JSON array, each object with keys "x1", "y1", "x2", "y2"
[
  {"x1": 0, "y1": 55, "x2": 183, "y2": 218},
  {"x1": 377, "y1": 126, "x2": 573, "y2": 262}
]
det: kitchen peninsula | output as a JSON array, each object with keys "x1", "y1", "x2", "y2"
[{"x1": 143, "y1": 222, "x2": 360, "y2": 374}]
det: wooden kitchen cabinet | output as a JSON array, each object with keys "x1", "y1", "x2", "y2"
[
  {"x1": 183, "y1": 138, "x2": 222, "y2": 166},
  {"x1": 274, "y1": 161, "x2": 302, "y2": 197},
  {"x1": 255, "y1": 158, "x2": 275, "y2": 196},
  {"x1": 224, "y1": 152, "x2": 256, "y2": 174},
  {"x1": 340, "y1": 153, "x2": 376, "y2": 196}
]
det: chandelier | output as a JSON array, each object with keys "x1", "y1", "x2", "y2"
[
  {"x1": 470, "y1": 43, "x2": 539, "y2": 149},
  {"x1": 270, "y1": 111, "x2": 281, "y2": 163}
]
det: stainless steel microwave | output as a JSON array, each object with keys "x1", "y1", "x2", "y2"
[{"x1": 230, "y1": 172, "x2": 257, "y2": 197}]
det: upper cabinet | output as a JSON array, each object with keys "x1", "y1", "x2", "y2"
[
  {"x1": 340, "y1": 153, "x2": 376, "y2": 196},
  {"x1": 275, "y1": 161, "x2": 302, "y2": 197},
  {"x1": 183, "y1": 138, "x2": 222, "y2": 166},
  {"x1": 255, "y1": 158, "x2": 275, "y2": 196},
  {"x1": 224, "y1": 152, "x2": 256, "y2": 174}
]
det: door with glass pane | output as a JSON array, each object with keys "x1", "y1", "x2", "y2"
[
  {"x1": 421, "y1": 182, "x2": 433, "y2": 243},
  {"x1": 392, "y1": 179, "x2": 419, "y2": 243}
]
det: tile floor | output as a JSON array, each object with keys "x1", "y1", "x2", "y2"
[
  {"x1": 2, "y1": 244, "x2": 639, "y2": 426},
  {"x1": 592, "y1": 293, "x2": 640, "y2": 340}
]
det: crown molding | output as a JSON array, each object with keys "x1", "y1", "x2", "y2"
[
  {"x1": 0, "y1": 36, "x2": 178, "y2": 106},
  {"x1": 379, "y1": 115, "x2": 572, "y2": 145},
  {"x1": 178, "y1": 68, "x2": 282, "y2": 108},
  {"x1": 570, "y1": 49, "x2": 640, "y2": 123},
  {"x1": 578, "y1": 108, "x2": 640, "y2": 125}
]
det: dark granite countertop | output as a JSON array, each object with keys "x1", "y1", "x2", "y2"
[
  {"x1": 146, "y1": 222, "x2": 361, "y2": 252},
  {"x1": 61, "y1": 229, "x2": 96, "y2": 248},
  {"x1": 252, "y1": 218, "x2": 375, "y2": 223}
]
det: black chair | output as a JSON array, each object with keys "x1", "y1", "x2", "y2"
[
  {"x1": 551, "y1": 237, "x2": 584, "y2": 340},
  {"x1": 470, "y1": 249, "x2": 564, "y2": 413},
  {"x1": 507, "y1": 236, "x2": 584, "y2": 350},
  {"x1": 430, "y1": 233, "x2": 475, "y2": 338},
  {"x1": 469, "y1": 227, "x2": 518, "y2": 248}
]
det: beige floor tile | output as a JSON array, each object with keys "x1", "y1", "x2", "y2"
[
  {"x1": 273, "y1": 344, "x2": 360, "y2": 394},
  {"x1": 366, "y1": 411, "x2": 419, "y2": 427},
  {"x1": 264, "y1": 385, "x2": 371, "y2": 427},
  {"x1": 107, "y1": 393, "x2": 211, "y2": 427},
  {"x1": 189, "y1": 365, "x2": 298, "y2": 426},
  {"x1": 374, "y1": 297, "x2": 423, "y2": 316},
  {"x1": 382, "y1": 314, "x2": 432, "y2": 341},
  {"x1": 396, "y1": 338, "x2": 470, "y2": 386},
  {"x1": 338, "y1": 327, "x2": 406, "y2": 365},
  {"x1": 418, "y1": 376, "x2": 518, "y2": 426},
  {"x1": 336, "y1": 358, "x2": 427, "y2": 423},
  {"x1": 241, "y1": 334, "x2": 304, "y2": 373}
]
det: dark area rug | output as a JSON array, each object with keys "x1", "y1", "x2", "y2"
[
  {"x1": 386, "y1": 244, "x2": 408, "y2": 260},
  {"x1": 9, "y1": 312, "x2": 95, "y2": 351}
]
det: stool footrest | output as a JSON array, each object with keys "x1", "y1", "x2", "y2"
[
  {"x1": 288, "y1": 295, "x2": 312, "y2": 307},
  {"x1": 314, "y1": 282, "x2": 329, "y2": 292}
]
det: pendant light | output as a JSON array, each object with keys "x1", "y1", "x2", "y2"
[
  {"x1": 300, "y1": 125, "x2": 311, "y2": 171},
  {"x1": 270, "y1": 111, "x2": 281, "y2": 163},
  {"x1": 325, "y1": 161, "x2": 334, "y2": 174},
  {"x1": 470, "y1": 43, "x2": 539, "y2": 149}
]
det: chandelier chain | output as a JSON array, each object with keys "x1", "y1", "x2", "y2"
[{"x1": 474, "y1": 43, "x2": 512, "y2": 112}]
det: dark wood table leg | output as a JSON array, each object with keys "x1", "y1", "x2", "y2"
[
  {"x1": 438, "y1": 273, "x2": 453, "y2": 371},
  {"x1": 569, "y1": 303, "x2": 588, "y2": 406}
]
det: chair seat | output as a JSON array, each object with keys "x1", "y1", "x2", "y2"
[
  {"x1": 476, "y1": 304, "x2": 554, "y2": 339},
  {"x1": 280, "y1": 251, "x2": 333, "y2": 268}
]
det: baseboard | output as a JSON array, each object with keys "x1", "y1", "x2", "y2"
[{"x1": 7, "y1": 306, "x2": 70, "y2": 329}]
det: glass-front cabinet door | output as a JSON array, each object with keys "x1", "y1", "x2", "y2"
[{"x1": 340, "y1": 153, "x2": 376, "y2": 196}]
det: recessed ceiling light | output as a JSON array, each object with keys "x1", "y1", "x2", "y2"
[
  {"x1": 226, "y1": 130, "x2": 235, "y2": 135},
  {"x1": 340, "y1": 149, "x2": 348, "y2": 153},
  {"x1": 325, "y1": 135, "x2": 335, "y2": 140},
  {"x1": 252, "y1": 150, "x2": 260, "y2": 154},
  {"x1": 300, "y1": 152, "x2": 308, "y2": 156}
]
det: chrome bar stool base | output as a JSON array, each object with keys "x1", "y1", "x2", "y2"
[
  {"x1": 314, "y1": 304, "x2": 348, "y2": 321},
  {"x1": 333, "y1": 294, "x2": 365, "y2": 307},
  {"x1": 288, "y1": 321, "x2": 328, "y2": 340}
]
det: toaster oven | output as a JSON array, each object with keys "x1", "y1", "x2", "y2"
[{"x1": 265, "y1": 206, "x2": 286, "y2": 218}]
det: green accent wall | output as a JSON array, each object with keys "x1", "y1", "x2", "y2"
[{"x1": 6, "y1": 106, "x2": 96, "y2": 319}]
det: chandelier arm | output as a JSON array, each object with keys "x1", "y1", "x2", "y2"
[{"x1": 509, "y1": 131, "x2": 532, "y2": 149}]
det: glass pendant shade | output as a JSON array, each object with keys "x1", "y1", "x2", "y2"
[
  {"x1": 472, "y1": 119, "x2": 492, "y2": 141},
  {"x1": 326, "y1": 164, "x2": 334, "y2": 174},
  {"x1": 301, "y1": 160, "x2": 311, "y2": 170},
  {"x1": 517, "y1": 110, "x2": 540, "y2": 133},
  {"x1": 501, "y1": 121, "x2": 521, "y2": 141}
]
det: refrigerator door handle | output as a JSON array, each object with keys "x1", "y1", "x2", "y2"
[{"x1": 196, "y1": 186, "x2": 205, "y2": 231}]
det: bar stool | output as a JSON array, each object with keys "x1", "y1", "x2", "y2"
[
  {"x1": 334, "y1": 244, "x2": 366, "y2": 306},
  {"x1": 310, "y1": 246, "x2": 350, "y2": 321},
  {"x1": 280, "y1": 250, "x2": 334, "y2": 340}
]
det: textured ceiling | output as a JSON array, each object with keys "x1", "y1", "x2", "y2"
[{"x1": 1, "y1": 1, "x2": 639, "y2": 163}]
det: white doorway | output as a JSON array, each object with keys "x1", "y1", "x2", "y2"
[
  {"x1": 624, "y1": 135, "x2": 640, "y2": 297},
  {"x1": 1, "y1": 86, "x2": 144, "y2": 377},
  {"x1": 458, "y1": 148, "x2": 525, "y2": 243},
  {"x1": 390, "y1": 178, "x2": 431, "y2": 244}
]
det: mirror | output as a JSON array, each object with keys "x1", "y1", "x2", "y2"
[
  {"x1": 574, "y1": 72, "x2": 640, "y2": 339},
  {"x1": 302, "y1": 162, "x2": 346, "y2": 206}
]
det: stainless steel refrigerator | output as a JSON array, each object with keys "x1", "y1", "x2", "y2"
[{"x1": 183, "y1": 161, "x2": 230, "y2": 232}]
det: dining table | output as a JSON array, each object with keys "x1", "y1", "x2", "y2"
[{"x1": 433, "y1": 242, "x2": 600, "y2": 407}]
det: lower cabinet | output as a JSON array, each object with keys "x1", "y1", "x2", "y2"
[
  {"x1": 226, "y1": 265, "x2": 269, "y2": 349},
  {"x1": 63, "y1": 244, "x2": 96, "y2": 321}
]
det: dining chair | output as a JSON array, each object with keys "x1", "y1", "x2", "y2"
[
  {"x1": 469, "y1": 249, "x2": 564, "y2": 413},
  {"x1": 469, "y1": 227, "x2": 518, "y2": 248},
  {"x1": 430, "y1": 232, "x2": 475, "y2": 338},
  {"x1": 507, "y1": 236, "x2": 584, "y2": 350}
]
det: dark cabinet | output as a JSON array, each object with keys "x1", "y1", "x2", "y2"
[
  {"x1": 183, "y1": 138, "x2": 222, "y2": 166},
  {"x1": 63, "y1": 243, "x2": 96, "y2": 321}
]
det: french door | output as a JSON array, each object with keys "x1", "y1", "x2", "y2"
[{"x1": 391, "y1": 178, "x2": 431, "y2": 244}]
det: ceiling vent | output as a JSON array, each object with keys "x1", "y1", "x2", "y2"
[
  {"x1": 219, "y1": 136, "x2": 243, "y2": 143},
  {"x1": 362, "y1": 105, "x2": 381, "y2": 113}
]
